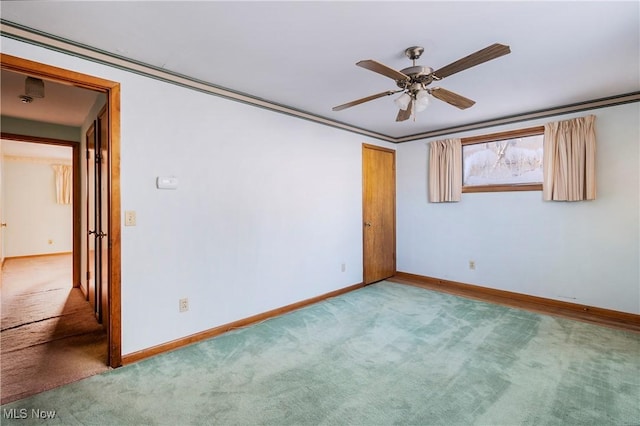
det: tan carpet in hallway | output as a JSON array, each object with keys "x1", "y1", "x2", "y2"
[{"x1": 1, "y1": 254, "x2": 109, "y2": 404}]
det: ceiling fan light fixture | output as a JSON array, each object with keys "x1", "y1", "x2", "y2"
[
  {"x1": 394, "y1": 92, "x2": 412, "y2": 110},
  {"x1": 414, "y1": 90, "x2": 430, "y2": 112},
  {"x1": 414, "y1": 101, "x2": 428, "y2": 113},
  {"x1": 25, "y1": 77, "x2": 45, "y2": 99}
]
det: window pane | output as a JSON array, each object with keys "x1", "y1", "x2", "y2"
[{"x1": 463, "y1": 134, "x2": 543, "y2": 187}]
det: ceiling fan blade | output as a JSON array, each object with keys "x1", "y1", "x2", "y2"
[
  {"x1": 430, "y1": 87, "x2": 476, "y2": 110},
  {"x1": 332, "y1": 90, "x2": 400, "y2": 111},
  {"x1": 396, "y1": 100, "x2": 413, "y2": 122},
  {"x1": 357, "y1": 59, "x2": 410, "y2": 82},
  {"x1": 433, "y1": 43, "x2": 511, "y2": 79}
]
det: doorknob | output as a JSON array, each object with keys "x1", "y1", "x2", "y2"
[
  {"x1": 1, "y1": 223, "x2": 6, "y2": 227},
  {"x1": 364, "y1": 222, "x2": 372, "y2": 227}
]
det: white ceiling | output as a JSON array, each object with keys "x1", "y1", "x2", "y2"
[{"x1": 1, "y1": 1, "x2": 638, "y2": 140}]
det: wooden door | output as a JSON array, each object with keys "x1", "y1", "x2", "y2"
[
  {"x1": 85, "y1": 107, "x2": 109, "y2": 326},
  {"x1": 362, "y1": 144, "x2": 396, "y2": 284},
  {"x1": 97, "y1": 108, "x2": 109, "y2": 327},
  {"x1": 86, "y1": 123, "x2": 96, "y2": 311}
]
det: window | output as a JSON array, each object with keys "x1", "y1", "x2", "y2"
[{"x1": 461, "y1": 126, "x2": 544, "y2": 193}]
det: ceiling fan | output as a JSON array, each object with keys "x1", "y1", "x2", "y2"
[{"x1": 332, "y1": 43, "x2": 511, "y2": 122}]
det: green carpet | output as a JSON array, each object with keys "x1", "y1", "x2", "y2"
[{"x1": 2, "y1": 282, "x2": 638, "y2": 425}]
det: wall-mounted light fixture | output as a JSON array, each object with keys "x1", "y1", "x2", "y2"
[{"x1": 25, "y1": 76, "x2": 45, "y2": 98}]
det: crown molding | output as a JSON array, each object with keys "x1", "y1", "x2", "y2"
[
  {"x1": 397, "y1": 92, "x2": 640, "y2": 142},
  {"x1": 1, "y1": 20, "x2": 395, "y2": 143},
  {"x1": 2, "y1": 20, "x2": 638, "y2": 144}
]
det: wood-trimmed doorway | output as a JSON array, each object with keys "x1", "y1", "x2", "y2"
[{"x1": 1, "y1": 53, "x2": 122, "y2": 368}]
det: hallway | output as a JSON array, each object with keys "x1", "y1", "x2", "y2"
[{"x1": 1, "y1": 254, "x2": 108, "y2": 404}]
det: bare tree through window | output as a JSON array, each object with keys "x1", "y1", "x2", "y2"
[{"x1": 461, "y1": 126, "x2": 544, "y2": 193}]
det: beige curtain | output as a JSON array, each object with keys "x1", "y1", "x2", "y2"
[
  {"x1": 543, "y1": 115, "x2": 596, "y2": 201},
  {"x1": 428, "y1": 138, "x2": 462, "y2": 202},
  {"x1": 52, "y1": 164, "x2": 72, "y2": 204}
]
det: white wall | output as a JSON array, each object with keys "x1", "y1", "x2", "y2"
[
  {"x1": 397, "y1": 102, "x2": 640, "y2": 314},
  {"x1": 1, "y1": 37, "x2": 396, "y2": 354},
  {"x1": 120, "y1": 78, "x2": 389, "y2": 353},
  {"x1": 2, "y1": 155, "x2": 73, "y2": 257}
]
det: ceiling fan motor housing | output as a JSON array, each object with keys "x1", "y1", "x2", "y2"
[{"x1": 396, "y1": 66, "x2": 435, "y2": 90}]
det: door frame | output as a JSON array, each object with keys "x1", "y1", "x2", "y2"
[{"x1": 1, "y1": 53, "x2": 122, "y2": 368}]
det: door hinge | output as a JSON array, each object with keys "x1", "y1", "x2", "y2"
[{"x1": 86, "y1": 271, "x2": 91, "y2": 280}]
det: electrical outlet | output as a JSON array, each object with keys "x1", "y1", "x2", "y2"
[
  {"x1": 469, "y1": 260, "x2": 476, "y2": 270},
  {"x1": 179, "y1": 298, "x2": 189, "y2": 313},
  {"x1": 124, "y1": 210, "x2": 136, "y2": 226},
  {"x1": 341, "y1": 263, "x2": 346, "y2": 272}
]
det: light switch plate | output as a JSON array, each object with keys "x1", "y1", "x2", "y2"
[{"x1": 124, "y1": 210, "x2": 136, "y2": 226}]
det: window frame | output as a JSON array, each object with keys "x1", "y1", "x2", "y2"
[{"x1": 461, "y1": 126, "x2": 545, "y2": 193}]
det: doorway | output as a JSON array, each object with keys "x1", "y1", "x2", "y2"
[
  {"x1": 0, "y1": 137, "x2": 109, "y2": 404},
  {"x1": 362, "y1": 143, "x2": 396, "y2": 284},
  {"x1": 0, "y1": 53, "x2": 122, "y2": 367},
  {"x1": 0, "y1": 137, "x2": 80, "y2": 282}
]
